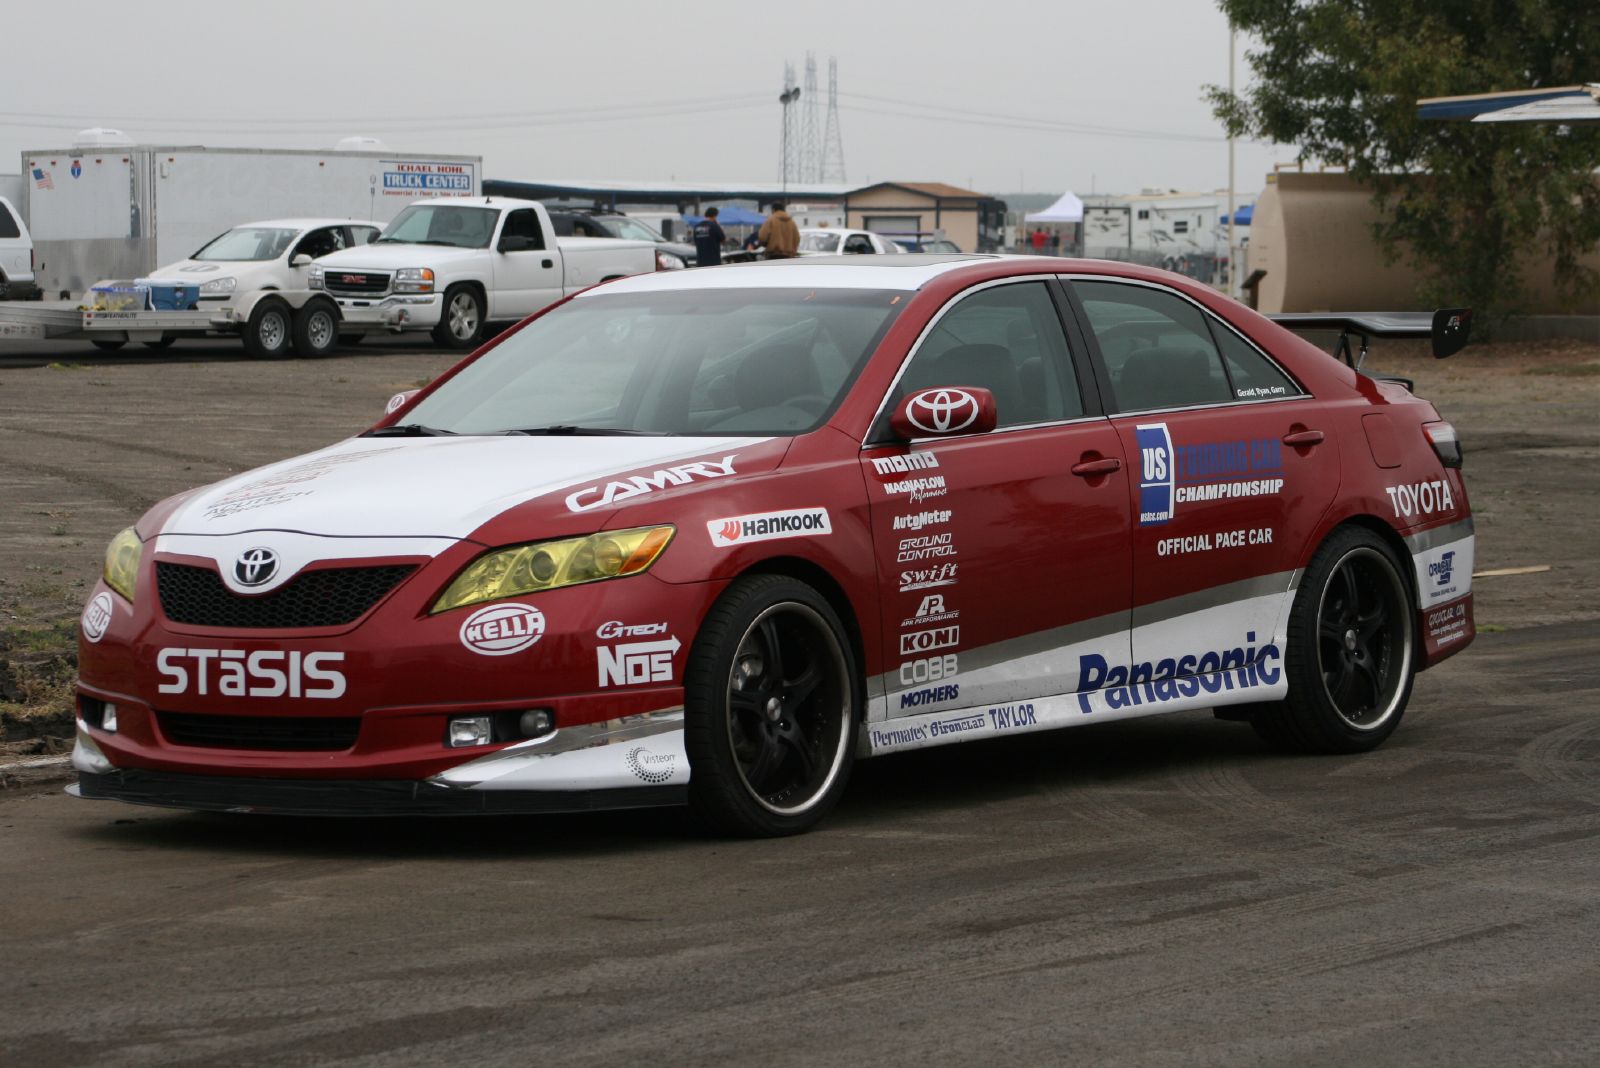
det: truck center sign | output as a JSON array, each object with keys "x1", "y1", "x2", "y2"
[{"x1": 381, "y1": 161, "x2": 476, "y2": 196}]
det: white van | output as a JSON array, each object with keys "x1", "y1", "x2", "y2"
[{"x1": 0, "y1": 196, "x2": 36, "y2": 300}]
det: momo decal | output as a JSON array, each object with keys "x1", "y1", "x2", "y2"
[
  {"x1": 82, "y1": 592, "x2": 113, "y2": 644},
  {"x1": 892, "y1": 509, "x2": 952, "y2": 531},
  {"x1": 900, "y1": 563, "x2": 958, "y2": 592},
  {"x1": 896, "y1": 683, "x2": 959, "y2": 710},
  {"x1": 1386, "y1": 480, "x2": 1456, "y2": 520},
  {"x1": 901, "y1": 592, "x2": 959, "y2": 628},
  {"x1": 460, "y1": 604, "x2": 545, "y2": 656},
  {"x1": 897, "y1": 531, "x2": 956, "y2": 563},
  {"x1": 626, "y1": 746, "x2": 677, "y2": 784},
  {"x1": 156, "y1": 649, "x2": 346, "y2": 699},
  {"x1": 596, "y1": 620, "x2": 668, "y2": 640},
  {"x1": 871, "y1": 451, "x2": 941, "y2": 476},
  {"x1": 899, "y1": 653, "x2": 958, "y2": 687},
  {"x1": 1137, "y1": 422, "x2": 1284, "y2": 526},
  {"x1": 1076, "y1": 632, "x2": 1281, "y2": 714},
  {"x1": 598, "y1": 635, "x2": 681, "y2": 688},
  {"x1": 566, "y1": 455, "x2": 737, "y2": 513},
  {"x1": 900, "y1": 625, "x2": 959, "y2": 656},
  {"x1": 1156, "y1": 527, "x2": 1273, "y2": 556},
  {"x1": 708, "y1": 507, "x2": 831, "y2": 547}
]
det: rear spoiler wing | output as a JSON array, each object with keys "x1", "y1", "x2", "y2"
[{"x1": 1267, "y1": 309, "x2": 1472, "y2": 365}]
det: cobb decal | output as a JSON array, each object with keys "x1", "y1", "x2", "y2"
[
  {"x1": 459, "y1": 603, "x2": 545, "y2": 656},
  {"x1": 708, "y1": 507, "x2": 831, "y2": 547},
  {"x1": 1137, "y1": 422, "x2": 1285, "y2": 526}
]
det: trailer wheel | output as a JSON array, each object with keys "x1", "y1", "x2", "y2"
[
  {"x1": 243, "y1": 298, "x2": 293, "y2": 359},
  {"x1": 90, "y1": 339, "x2": 126, "y2": 351},
  {"x1": 292, "y1": 301, "x2": 340, "y2": 358},
  {"x1": 431, "y1": 284, "x2": 484, "y2": 349}
]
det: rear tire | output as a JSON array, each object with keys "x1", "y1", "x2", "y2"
[
  {"x1": 685, "y1": 574, "x2": 858, "y2": 837},
  {"x1": 90, "y1": 339, "x2": 125, "y2": 351},
  {"x1": 242, "y1": 298, "x2": 293, "y2": 359},
  {"x1": 292, "y1": 301, "x2": 340, "y2": 358},
  {"x1": 1250, "y1": 527, "x2": 1416, "y2": 753},
  {"x1": 431, "y1": 284, "x2": 484, "y2": 349}
]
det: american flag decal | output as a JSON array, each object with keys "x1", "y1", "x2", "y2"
[{"x1": 32, "y1": 167, "x2": 53, "y2": 190}]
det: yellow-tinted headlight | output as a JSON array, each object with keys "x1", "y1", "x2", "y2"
[
  {"x1": 104, "y1": 526, "x2": 142, "y2": 603},
  {"x1": 431, "y1": 526, "x2": 675, "y2": 614}
]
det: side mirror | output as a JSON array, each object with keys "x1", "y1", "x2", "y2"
[
  {"x1": 290, "y1": 254, "x2": 313, "y2": 268},
  {"x1": 499, "y1": 235, "x2": 537, "y2": 253},
  {"x1": 385, "y1": 389, "x2": 418, "y2": 416},
  {"x1": 890, "y1": 386, "x2": 997, "y2": 439}
]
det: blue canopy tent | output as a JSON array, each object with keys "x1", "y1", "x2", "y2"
[
  {"x1": 1221, "y1": 204, "x2": 1254, "y2": 226},
  {"x1": 683, "y1": 205, "x2": 766, "y2": 227}
]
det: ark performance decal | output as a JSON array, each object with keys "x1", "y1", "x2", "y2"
[{"x1": 1136, "y1": 422, "x2": 1285, "y2": 526}]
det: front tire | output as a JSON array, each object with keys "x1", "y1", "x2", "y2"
[
  {"x1": 242, "y1": 297, "x2": 292, "y2": 359},
  {"x1": 685, "y1": 575, "x2": 858, "y2": 837},
  {"x1": 431, "y1": 284, "x2": 484, "y2": 349},
  {"x1": 1252, "y1": 527, "x2": 1416, "y2": 753}
]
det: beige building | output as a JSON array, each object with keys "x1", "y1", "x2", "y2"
[{"x1": 842, "y1": 182, "x2": 1003, "y2": 252}]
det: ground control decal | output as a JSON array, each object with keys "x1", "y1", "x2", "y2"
[
  {"x1": 708, "y1": 508, "x2": 831, "y2": 547},
  {"x1": 1137, "y1": 423, "x2": 1285, "y2": 526}
]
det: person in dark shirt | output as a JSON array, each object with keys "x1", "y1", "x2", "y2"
[{"x1": 692, "y1": 207, "x2": 726, "y2": 267}]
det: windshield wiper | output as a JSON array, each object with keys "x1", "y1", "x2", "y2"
[
  {"x1": 362, "y1": 423, "x2": 458, "y2": 437},
  {"x1": 502, "y1": 426, "x2": 671, "y2": 437}
]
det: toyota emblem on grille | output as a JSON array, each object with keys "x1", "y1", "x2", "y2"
[
  {"x1": 234, "y1": 547, "x2": 280, "y2": 587},
  {"x1": 341, "y1": 274, "x2": 366, "y2": 284}
]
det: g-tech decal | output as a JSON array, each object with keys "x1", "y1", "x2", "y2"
[
  {"x1": 596, "y1": 620, "x2": 669, "y2": 640},
  {"x1": 566, "y1": 455, "x2": 738, "y2": 513},
  {"x1": 460, "y1": 604, "x2": 545, "y2": 656},
  {"x1": 892, "y1": 509, "x2": 952, "y2": 531},
  {"x1": 82, "y1": 592, "x2": 113, "y2": 644},
  {"x1": 1386, "y1": 479, "x2": 1456, "y2": 520},
  {"x1": 707, "y1": 507, "x2": 831, "y2": 547},
  {"x1": 1137, "y1": 422, "x2": 1285, "y2": 526},
  {"x1": 156, "y1": 649, "x2": 347, "y2": 699},
  {"x1": 871, "y1": 452, "x2": 941, "y2": 476},
  {"x1": 598, "y1": 635, "x2": 681, "y2": 688}
]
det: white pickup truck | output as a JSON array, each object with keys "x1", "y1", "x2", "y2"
[{"x1": 308, "y1": 197, "x2": 655, "y2": 349}]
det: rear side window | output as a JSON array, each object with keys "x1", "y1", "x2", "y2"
[
  {"x1": 1211, "y1": 324, "x2": 1304, "y2": 401},
  {"x1": 0, "y1": 204, "x2": 21, "y2": 239},
  {"x1": 1073, "y1": 281, "x2": 1233, "y2": 413}
]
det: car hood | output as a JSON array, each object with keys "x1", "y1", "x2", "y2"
[
  {"x1": 144, "y1": 259, "x2": 282, "y2": 285},
  {"x1": 159, "y1": 434, "x2": 772, "y2": 541},
  {"x1": 315, "y1": 244, "x2": 487, "y2": 270}
]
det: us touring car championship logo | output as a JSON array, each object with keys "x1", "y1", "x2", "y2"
[{"x1": 1136, "y1": 422, "x2": 1284, "y2": 526}]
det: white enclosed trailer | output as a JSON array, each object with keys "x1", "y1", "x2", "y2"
[{"x1": 21, "y1": 141, "x2": 481, "y2": 297}]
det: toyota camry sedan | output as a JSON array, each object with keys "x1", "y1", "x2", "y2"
[{"x1": 72, "y1": 255, "x2": 1475, "y2": 836}]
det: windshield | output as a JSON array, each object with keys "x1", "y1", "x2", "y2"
[
  {"x1": 800, "y1": 232, "x2": 841, "y2": 253},
  {"x1": 401, "y1": 288, "x2": 904, "y2": 436},
  {"x1": 377, "y1": 205, "x2": 498, "y2": 248},
  {"x1": 192, "y1": 227, "x2": 298, "y2": 262},
  {"x1": 601, "y1": 217, "x2": 665, "y2": 242}
]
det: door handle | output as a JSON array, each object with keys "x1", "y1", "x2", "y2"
[
  {"x1": 1281, "y1": 429, "x2": 1325, "y2": 447},
  {"x1": 1071, "y1": 457, "x2": 1122, "y2": 477},
  {"x1": 542, "y1": 258, "x2": 554, "y2": 269}
]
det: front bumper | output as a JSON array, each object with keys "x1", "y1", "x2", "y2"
[{"x1": 331, "y1": 293, "x2": 440, "y2": 328}]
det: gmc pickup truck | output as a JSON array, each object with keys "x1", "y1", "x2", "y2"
[{"x1": 308, "y1": 197, "x2": 656, "y2": 348}]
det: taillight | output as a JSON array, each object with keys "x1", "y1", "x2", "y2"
[{"x1": 1423, "y1": 420, "x2": 1462, "y2": 468}]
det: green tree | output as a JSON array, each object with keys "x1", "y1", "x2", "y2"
[{"x1": 1207, "y1": 0, "x2": 1600, "y2": 319}]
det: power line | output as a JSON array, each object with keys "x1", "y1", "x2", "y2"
[{"x1": 837, "y1": 91, "x2": 1229, "y2": 143}]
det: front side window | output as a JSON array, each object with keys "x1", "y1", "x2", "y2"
[
  {"x1": 400, "y1": 288, "x2": 903, "y2": 437},
  {"x1": 1073, "y1": 281, "x2": 1233, "y2": 413},
  {"x1": 191, "y1": 227, "x2": 297, "y2": 262},
  {"x1": 880, "y1": 281, "x2": 1083, "y2": 436},
  {"x1": 501, "y1": 209, "x2": 544, "y2": 248},
  {"x1": 292, "y1": 227, "x2": 346, "y2": 260},
  {"x1": 376, "y1": 205, "x2": 497, "y2": 249}
]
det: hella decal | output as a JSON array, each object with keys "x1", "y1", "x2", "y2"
[
  {"x1": 82, "y1": 592, "x2": 113, "y2": 644},
  {"x1": 892, "y1": 509, "x2": 952, "y2": 531},
  {"x1": 900, "y1": 625, "x2": 959, "y2": 656},
  {"x1": 566, "y1": 455, "x2": 737, "y2": 513},
  {"x1": 1076, "y1": 632, "x2": 1281, "y2": 714},
  {"x1": 1386, "y1": 480, "x2": 1456, "y2": 520},
  {"x1": 156, "y1": 649, "x2": 346, "y2": 699},
  {"x1": 708, "y1": 507, "x2": 831, "y2": 547},
  {"x1": 1137, "y1": 422, "x2": 1284, "y2": 526},
  {"x1": 870, "y1": 452, "x2": 940, "y2": 475},
  {"x1": 598, "y1": 635, "x2": 682, "y2": 688},
  {"x1": 460, "y1": 603, "x2": 545, "y2": 656}
]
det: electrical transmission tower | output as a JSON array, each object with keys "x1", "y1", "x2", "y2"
[
  {"x1": 821, "y1": 56, "x2": 846, "y2": 185},
  {"x1": 800, "y1": 53, "x2": 821, "y2": 182},
  {"x1": 778, "y1": 62, "x2": 799, "y2": 189}
]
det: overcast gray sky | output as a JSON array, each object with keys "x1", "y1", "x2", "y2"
[{"x1": 4, "y1": 0, "x2": 1286, "y2": 199}]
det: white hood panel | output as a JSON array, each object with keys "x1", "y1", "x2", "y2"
[{"x1": 162, "y1": 435, "x2": 766, "y2": 540}]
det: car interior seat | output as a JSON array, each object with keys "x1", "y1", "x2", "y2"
[
  {"x1": 923, "y1": 342, "x2": 1023, "y2": 425},
  {"x1": 1116, "y1": 346, "x2": 1228, "y2": 411}
]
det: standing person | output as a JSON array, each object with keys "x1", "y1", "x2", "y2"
[
  {"x1": 758, "y1": 202, "x2": 800, "y2": 259},
  {"x1": 1049, "y1": 230, "x2": 1061, "y2": 256},
  {"x1": 1030, "y1": 227, "x2": 1047, "y2": 254},
  {"x1": 692, "y1": 207, "x2": 725, "y2": 267}
]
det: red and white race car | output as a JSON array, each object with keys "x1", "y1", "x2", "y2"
[{"x1": 72, "y1": 256, "x2": 1475, "y2": 836}]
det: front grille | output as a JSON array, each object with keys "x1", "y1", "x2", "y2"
[
  {"x1": 324, "y1": 270, "x2": 390, "y2": 296},
  {"x1": 156, "y1": 562, "x2": 415, "y2": 629},
  {"x1": 157, "y1": 712, "x2": 360, "y2": 751}
]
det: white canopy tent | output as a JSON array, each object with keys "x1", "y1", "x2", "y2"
[{"x1": 1025, "y1": 191, "x2": 1084, "y2": 223}]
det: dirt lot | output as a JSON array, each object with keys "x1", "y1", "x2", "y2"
[{"x1": 2, "y1": 330, "x2": 1595, "y2": 752}]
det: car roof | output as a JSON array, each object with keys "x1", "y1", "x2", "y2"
[
  {"x1": 582, "y1": 254, "x2": 1002, "y2": 294},
  {"x1": 228, "y1": 218, "x2": 379, "y2": 232}
]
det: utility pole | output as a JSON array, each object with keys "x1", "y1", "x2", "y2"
[{"x1": 1227, "y1": 25, "x2": 1237, "y2": 298}]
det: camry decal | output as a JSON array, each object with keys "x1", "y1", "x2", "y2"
[{"x1": 566, "y1": 455, "x2": 739, "y2": 513}]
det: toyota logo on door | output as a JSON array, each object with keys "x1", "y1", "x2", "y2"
[
  {"x1": 891, "y1": 386, "x2": 997, "y2": 439},
  {"x1": 234, "y1": 547, "x2": 280, "y2": 587}
]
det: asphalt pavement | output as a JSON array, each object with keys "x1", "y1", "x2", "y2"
[{"x1": 2, "y1": 620, "x2": 1597, "y2": 1066}]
